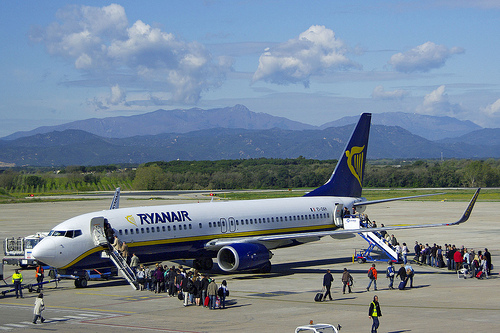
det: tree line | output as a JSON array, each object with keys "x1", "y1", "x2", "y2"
[{"x1": 0, "y1": 158, "x2": 499, "y2": 195}]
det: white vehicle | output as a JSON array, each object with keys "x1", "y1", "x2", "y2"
[
  {"x1": 295, "y1": 323, "x2": 341, "y2": 333},
  {"x1": 32, "y1": 113, "x2": 480, "y2": 287},
  {"x1": 3, "y1": 232, "x2": 47, "y2": 268}
]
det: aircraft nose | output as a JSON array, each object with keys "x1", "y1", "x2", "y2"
[{"x1": 32, "y1": 238, "x2": 56, "y2": 265}]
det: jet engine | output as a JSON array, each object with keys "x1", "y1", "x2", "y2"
[{"x1": 217, "y1": 243, "x2": 271, "y2": 272}]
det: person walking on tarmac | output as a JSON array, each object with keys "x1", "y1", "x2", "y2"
[
  {"x1": 368, "y1": 295, "x2": 382, "y2": 333},
  {"x1": 366, "y1": 264, "x2": 378, "y2": 291},
  {"x1": 341, "y1": 268, "x2": 353, "y2": 294},
  {"x1": 322, "y1": 269, "x2": 334, "y2": 301},
  {"x1": 32, "y1": 293, "x2": 45, "y2": 324},
  {"x1": 12, "y1": 269, "x2": 23, "y2": 298},
  {"x1": 36, "y1": 264, "x2": 44, "y2": 290}
]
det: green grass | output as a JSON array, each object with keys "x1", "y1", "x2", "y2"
[{"x1": 218, "y1": 188, "x2": 498, "y2": 201}]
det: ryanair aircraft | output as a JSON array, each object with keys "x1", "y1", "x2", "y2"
[{"x1": 32, "y1": 113, "x2": 480, "y2": 278}]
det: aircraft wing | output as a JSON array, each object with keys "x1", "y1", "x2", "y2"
[
  {"x1": 353, "y1": 192, "x2": 445, "y2": 207},
  {"x1": 204, "y1": 188, "x2": 480, "y2": 249}
]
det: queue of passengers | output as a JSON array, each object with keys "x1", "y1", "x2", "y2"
[
  {"x1": 134, "y1": 264, "x2": 229, "y2": 309},
  {"x1": 413, "y1": 242, "x2": 492, "y2": 278}
]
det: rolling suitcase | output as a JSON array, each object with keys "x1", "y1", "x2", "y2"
[
  {"x1": 314, "y1": 292, "x2": 324, "y2": 302},
  {"x1": 398, "y1": 278, "x2": 407, "y2": 290}
]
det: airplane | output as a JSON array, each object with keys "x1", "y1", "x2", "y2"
[{"x1": 32, "y1": 113, "x2": 480, "y2": 285}]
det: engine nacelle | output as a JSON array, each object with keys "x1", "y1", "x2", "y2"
[{"x1": 217, "y1": 243, "x2": 270, "y2": 272}]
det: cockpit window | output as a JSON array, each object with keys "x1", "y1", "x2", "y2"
[{"x1": 48, "y1": 229, "x2": 82, "y2": 238}]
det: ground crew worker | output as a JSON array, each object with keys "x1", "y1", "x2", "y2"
[
  {"x1": 12, "y1": 269, "x2": 23, "y2": 298},
  {"x1": 368, "y1": 295, "x2": 382, "y2": 333},
  {"x1": 36, "y1": 264, "x2": 44, "y2": 289}
]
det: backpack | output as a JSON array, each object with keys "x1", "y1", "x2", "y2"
[
  {"x1": 387, "y1": 266, "x2": 395, "y2": 277},
  {"x1": 368, "y1": 269, "x2": 374, "y2": 279}
]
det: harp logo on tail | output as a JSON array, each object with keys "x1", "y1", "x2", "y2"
[{"x1": 345, "y1": 145, "x2": 365, "y2": 186}]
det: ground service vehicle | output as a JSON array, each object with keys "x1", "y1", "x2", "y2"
[{"x1": 3, "y1": 233, "x2": 47, "y2": 268}]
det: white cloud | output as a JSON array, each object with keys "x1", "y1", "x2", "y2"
[
  {"x1": 252, "y1": 25, "x2": 360, "y2": 87},
  {"x1": 30, "y1": 4, "x2": 232, "y2": 105},
  {"x1": 416, "y1": 85, "x2": 464, "y2": 117},
  {"x1": 481, "y1": 98, "x2": 500, "y2": 116},
  {"x1": 89, "y1": 84, "x2": 127, "y2": 111},
  {"x1": 371, "y1": 85, "x2": 409, "y2": 100},
  {"x1": 389, "y1": 42, "x2": 464, "y2": 73}
]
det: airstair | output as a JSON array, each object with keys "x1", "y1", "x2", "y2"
[
  {"x1": 90, "y1": 217, "x2": 138, "y2": 290},
  {"x1": 344, "y1": 217, "x2": 399, "y2": 262},
  {"x1": 107, "y1": 248, "x2": 139, "y2": 290}
]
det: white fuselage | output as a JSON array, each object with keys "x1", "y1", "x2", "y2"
[{"x1": 32, "y1": 195, "x2": 358, "y2": 270}]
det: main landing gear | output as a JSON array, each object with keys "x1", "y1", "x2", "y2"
[{"x1": 193, "y1": 258, "x2": 214, "y2": 271}]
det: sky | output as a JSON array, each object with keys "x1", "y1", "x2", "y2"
[{"x1": 2, "y1": 0, "x2": 500, "y2": 138}]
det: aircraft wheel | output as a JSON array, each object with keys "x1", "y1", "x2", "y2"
[
  {"x1": 259, "y1": 261, "x2": 272, "y2": 273},
  {"x1": 79, "y1": 278, "x2": 88, "y2": 288},
  {"x1": 74, "y1": 279, "x2": 81, "y2": 288},
  {"x1": 202, "y1": 258, "x2": 213, "y2": 270},
  {"x1": 193, "y1": 259, "x2": 203, "y2": 270}
]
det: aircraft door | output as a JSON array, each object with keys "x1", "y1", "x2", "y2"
[
  {"x1": 90, "y1": 217, "x2": 108, "y2": 246},
  {"x1": 334, "y1": 204, "x2": 344, "y2": 227},
  {"x1": 220, "y1": 218, "x2": 227, "y2": 233}
]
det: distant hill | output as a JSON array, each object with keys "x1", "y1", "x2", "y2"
[
  {"x1": 3, "y1": 106, "x2": 485, "y2": 142},
  {"x1": 322, "y1": 112, "x2": 482, "y2": 141},
  {"x1": 437, "y1": 128, "x2": 500, "y2": 146},
  {"x1": 1, "y1": 124, "x2": 499, "y2": 166},
  {"x1": 2, "y1": 105, "x2": 315, "y2": 140}
]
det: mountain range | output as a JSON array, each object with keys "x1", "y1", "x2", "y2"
[{"x1": 1, "y1": 105, "x2": 499, "y2": 166}]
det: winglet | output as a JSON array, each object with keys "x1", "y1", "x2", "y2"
[
  {"x1": 449, "y1": 188, "x2": 480, "y2": 225},
  {"x1": 109, "y1": 187, "x2": 121, "y2": 210}
]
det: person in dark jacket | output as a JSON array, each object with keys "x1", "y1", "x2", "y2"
[
  {"x1": 368, "y1": 295, "x2": 382, "y2": 333},
  {"x1": 201, "y1": 275, "x2": 209, "y2": 307},
  {"x1": 322, "y1": 269, "x2": 334, "y2": 301},
  {"x1": 154, "y1": 265, "x2": 164, "y2": 293},
  {"x1": 396, "y1": 264, "x2": 407, "y2": 281}
]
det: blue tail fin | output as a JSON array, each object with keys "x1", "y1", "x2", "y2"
[{"x1": 305, "y1": 113, "x2": 371, "y2": 198}]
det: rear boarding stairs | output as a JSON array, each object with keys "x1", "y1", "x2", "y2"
[{"x1": 344, "y1": 217, "x2": 399, "y2": 263}]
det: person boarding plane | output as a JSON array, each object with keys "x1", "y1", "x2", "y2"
[{"x1": 32, "y1": 113, "x2": 480, "y2": 287}]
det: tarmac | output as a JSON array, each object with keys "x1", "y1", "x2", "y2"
[{"x1": 0, "y1": 191, "x2": 499, "y2": 332}]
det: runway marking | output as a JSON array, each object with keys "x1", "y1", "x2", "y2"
[{"x1": 3, "y1": 323, "x2": 28, "y2": 328}]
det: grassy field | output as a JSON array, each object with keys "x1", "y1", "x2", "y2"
[
  {"x1": 218, "y1": 188, "x2": 498, "y2": 201},
  {"x1": 1, "y1": 187, "x2": 497, "y2": 204}
]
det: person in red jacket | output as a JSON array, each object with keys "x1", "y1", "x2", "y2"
[
  {"x1": 454, "y1": 249, "x2": 463, "y2": 271},
  {"x1": 366, "y1": 264, "x2": 378, "y2": 291}
]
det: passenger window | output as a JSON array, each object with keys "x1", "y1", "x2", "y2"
[
  {"x1": 118, "y1": 230, "x2": 123, "y2": 235},
  {"x1": 173, "y1": 225, "x2": 176, "y2": 231},
  {"x1": 146, "y1": 228, "x2": 149, "y2": 233},
  {"x1": 280, "y1": 217, "x2": 283, "y2": 222},
  {"x1": 157, "y1": 227, "x2": 160, "y2": 232},
  {"x1": 217, "y1": 221, "x2": 221, "y2": 227},
  {"x1": 271, "y1": 217, "x2": 274, "y2": 222},
  {"x1": 189, "y1": 224, "x2": 192, "y2": 229},
  {"x1": 199, "y1": 223, "x2": 202, "y2": 228},
  {"x1": 130, "y1": 229, "x2": 134, "y2": 234},
  {"x1": 184, "y1": 225, "x2": 187, "y2": 230},
  {"x1": 141, "y1": 228, "x2": 144, "y2": 234},
  {"x1": 285, "y1": 216, "x2": 287, "y2": 221},
  {"x1": 209, "y1": 222, "x2": 212, "y2": 227},
  {"x1": 136, "y1": 228, "x2": 139, "y2": 234},
  {"x1": 125, "y1": 229, "x2": 128, "y2": 235},
  {"x1": 162, "y1": 226, "x2": 165, "y2": 232},
  {"x1": 168, "y1": 226, "x2": 171, "y2": 231},
  {"x1": 151, "y1": 227, "x2": 154, "y2": 233}
]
